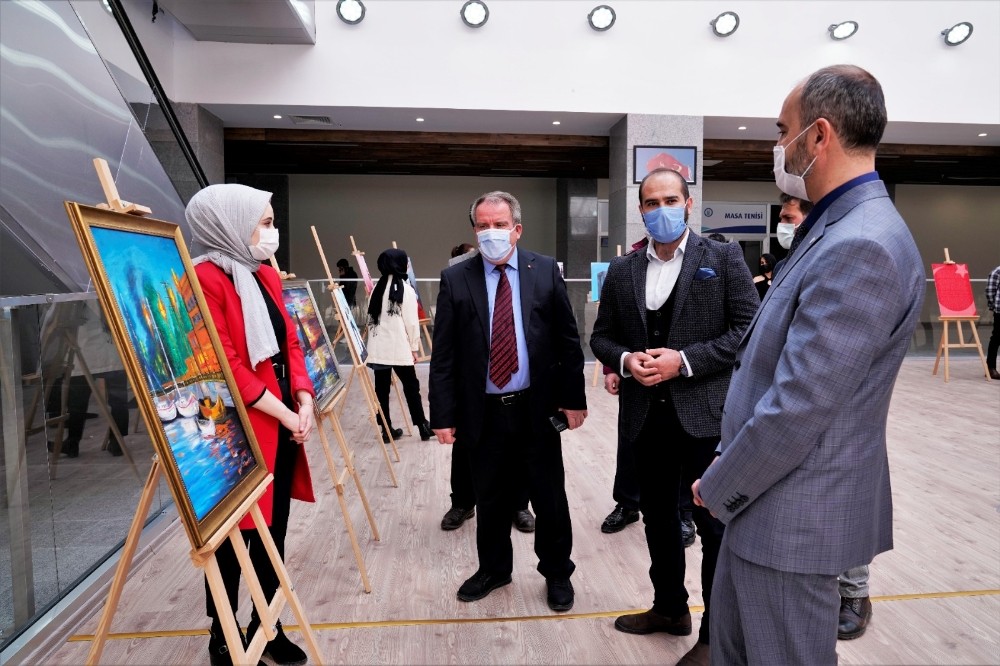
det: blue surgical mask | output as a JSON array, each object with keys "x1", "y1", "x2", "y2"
[
  {"x1": 477, "y1": 228, "x2": 514, "y2": 263},
  {"x1": 642, "y1": 205, "x2": 687, "y2": 244}
]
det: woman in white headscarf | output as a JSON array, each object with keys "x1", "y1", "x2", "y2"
[{"x1": 187, "y1": 184, "x2": 315, "y2": 666}]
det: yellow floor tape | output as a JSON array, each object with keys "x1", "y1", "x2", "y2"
[{"x1": 68, "y1": 588, "x2": 1000, "y2": 642}]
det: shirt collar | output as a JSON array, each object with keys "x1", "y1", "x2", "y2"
[
  {"x1": 800, "y1": 171, "x2": 880, "y2": 236},
  {"x1": 645, "y1": 228, "x2": 689, "y2": 264},
  {"x1": 481, "y1": 246, "x2": 519, "y2": 273}
]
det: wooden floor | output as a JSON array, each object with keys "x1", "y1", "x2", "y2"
[{"x1": 28, "y1": 358, "x2": 1000, "y2": 665}]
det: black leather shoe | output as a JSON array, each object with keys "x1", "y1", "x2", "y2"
[
  {"x1": 614, "y1": 609, "x2": 692, "y2": 636},
  {"x1": 417, "y1": 421, "x2": 434, "y2": 441},
  {"x1": 381, "y1": 426, "x2": 403, "y2": 443},
  {"x1": 601, "y1": 505, "x2": 640, "y2": 533},
  {"x1": 681, "y1": 518, "x2": 696, "y2": 548},
  {"x1": 513, "y1": 508, "x2": 535, "y2": 533},
  {"x1": 48, "y1": 439, "x2": 80, "y2": 458},
  {"x1": 990, "y1": 368, "x2": 1000, "y2": 380},
  {"x1": 838, "y1": 596, "x2": 872, "y2": 640},
  {"x1": 677, "y1": 641, "x2": 711, "y2": 666},
  {"x1": 457, "y1": 570, "x2": 512, "y2": 602},
  {"x1": 546, "y1": 578, "x2": 574, "y2": 612},
  {"x1": 441, "y1": 505, "x2": 475, "y2": 530}
]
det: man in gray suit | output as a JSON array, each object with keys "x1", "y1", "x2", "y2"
[
  {"x1": 694, "y1": 65, "x2": 925, "y2": 664},
  {"x1": 591, "y1": 168, "x2": 758, "y2": 666}
]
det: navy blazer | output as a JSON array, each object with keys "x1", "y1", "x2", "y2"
[{"x1": 428, "y1": 249, "x2": 587, "y2": 444}]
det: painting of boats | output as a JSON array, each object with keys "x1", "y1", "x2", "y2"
[{"x1": 280, "y1": 281, "x2": 345, "y2": 413}]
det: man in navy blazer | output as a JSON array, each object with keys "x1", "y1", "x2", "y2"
[
  {"x1": 429, "y1": 191, "x2": 588, "y2": 612},
  {"x1": 694, "y1": 65, "x2": 925, "y2": 664},
  {"x1": 591, "y1": 168, "x2": 759, "y2": 665}
]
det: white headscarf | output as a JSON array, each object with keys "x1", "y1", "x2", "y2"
[{"x1": 187, "y1": 184, "x2": 280, "y2": 369}]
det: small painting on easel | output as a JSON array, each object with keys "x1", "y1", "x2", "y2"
[
  {"x1": 281, "y1": 280, "x2": 345, "y2": 412},
  {"x1": 932, "y1": 263, "x2": 977, "y2": 317},
  {"x1": 64, "y1": 203, "x2": 268, "y2": 548},
  {"x1": 333, "y1": 284, "x2": 368, "y2": 364}
]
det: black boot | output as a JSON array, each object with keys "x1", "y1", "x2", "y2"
[
  {"x1": 247, "y1": 615, "x2": 307, "y2": 666},
  {"x1": 208, "y1": 624, "x2": 247, "y2": 666},
  {"x1": 417, "y1": 421, "x2": 433, "y2": 441},
  {"x1": 381, "y1": 425, "x2": 403, "y2": 443}
]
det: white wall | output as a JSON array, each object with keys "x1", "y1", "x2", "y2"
[
  {"x1": 288, "y1": 175, "x2": 557, "y2": 280},
  {"x1": 149, "y1": 0, "x2": 1000, "y2": 127}
]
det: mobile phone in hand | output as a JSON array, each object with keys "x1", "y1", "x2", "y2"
[{"x1": 549, "y1": 412, "x2": 569, "y2": 432}]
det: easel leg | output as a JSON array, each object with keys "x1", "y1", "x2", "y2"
[
  {"x1": 591, "y1": 361, "x2": 601, "y2": 387},
  {"x1": 390, "y1": 370, "x2": 413, "y2": 435},
  {"x1": 336, "y1": 367, "x2": 355, "y2": 419},
  {"x1": 250, "y1": 505, "x2": 324, "y2": 666},
  {"x1": 327, "y1": 405, "x2": 379, "y2": 541},
  {"x1": 317, "y1": 414, "x2": 373, "y2": 592},
  {"x1": 967, "y1": 321, "x2": 991, "y2": 380},
  {"x1": 86, "y1": 459, "x2": 161, "y2": 666},
  {"x1": 943, "y1": 319, "x2": 951, "y2": 382},
  {"x1": 203, "y1": 552, "x2": 254, "y2": 666}
]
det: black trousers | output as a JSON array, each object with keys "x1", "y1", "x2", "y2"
[
  {"x1": 632, "y1": 393, "x2": 724, "y2": 644},
  {"x1": 206, "y1": 421, "x2": 298, "y2": 626},
  {"x1": 988, "y1": 312, "x2": 999, "y2": 370},
  {"x1": 46, "y1": 371, "x2": 129, "y2": 441},
  {"x1": 450, "y1": 436, "x2": 529, "y2": 512},
  {"x1": 373, "y1": 365, "x2": 426, "y2": 428},
  {"x1": 470, "y1": 395, "x2": 574, "y2": 580}
]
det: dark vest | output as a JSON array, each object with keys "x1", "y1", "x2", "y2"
[{"x1": 646, "y1": 290, "x2": 676, "y2": 400}]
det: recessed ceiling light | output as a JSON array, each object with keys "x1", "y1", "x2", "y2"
[
  {"x1": 461, "y1": 1, "x2": 489, "y2": 28},
  {"x1": 416, "y1": 118, "x2": 425, "y2": 122},
  {"x1": 978, "y1": 133, "x2": 988, "y2": 137},
  {"x1": 828, "y1": 20, "x2": 859, "y2": 40},
  {"x1": 273, "y1": 115, "x2": 282, "y2": 119},
  {"x1": 738, "y1": 126, "x2": 747, "y2": 131},
  {"x1": 941, "y1": 22, "x2": 973, "y2": 46},
  {"x1": 552, "y1": 121, "x2": 561, "y2": 125},
  {"x1": 588, "y1": 5, "x2": 616, "y2": 32},
  {"x1": 336, "y1": 0, "x2": 365, "y2": 25},
  {"x1": 710, "y1": 11, "x2": 739, "y2": 37}
]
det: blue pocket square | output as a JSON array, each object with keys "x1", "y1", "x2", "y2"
[{"x1": 694, "y1": 267, "x2": 717, "y2": 280}]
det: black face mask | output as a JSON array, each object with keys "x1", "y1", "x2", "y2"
[{"x1": 759, "y1": 262, "x2": 772, "y2": 275}]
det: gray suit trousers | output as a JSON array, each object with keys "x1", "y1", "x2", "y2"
[{"x1": 712, "y1": 532, "x2": 839, "y2": 665}]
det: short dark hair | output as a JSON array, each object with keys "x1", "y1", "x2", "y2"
[
  {"x1": 779, "y1": 193, "x2": 815, "y2": 216},
  {"x1": 450, "y1": 243, "x2": 474, "y2": 258},
  {"x1": 799, "y1": 64, "x2": 886, "y2": 153},
  {"x1": 707, "y1": 232, "x2": 728, "y2": 243},
  {"x1": 638, "y1": 168, "x2": 690, "y2": 203},
  {"x1": 336, "y1": 258, "x2": 349, "y2": 269}
]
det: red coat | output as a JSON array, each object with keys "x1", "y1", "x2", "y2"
[{"x1": 195, "y1": 262, "x2": 315, "y2": 529}]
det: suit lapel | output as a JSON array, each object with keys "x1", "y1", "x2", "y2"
[
  {"x1": 670, "y1": 233, "x2": 703, "y2": 331},
  {"x1": 630, "y1": 250, "x2": 649, "y2": 331},
  {"x1": 464, "y1": 258, "x2": 490, "y2": 347},
  {"x1": 518, "y1": 250, "x2": 536, "y2": 343}
]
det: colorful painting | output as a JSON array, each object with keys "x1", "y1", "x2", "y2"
[
  {"x1": 406, "y1": 256, "x2": 429, "y2": 320},
  {"x1": 64, "y1": 203, "x2": 267, "y2": 548},
  {"x1": 932, "y1": 263, "x2": 978, "y2": 317},
  {"x1": 333, "y1": 284, "x2": 368, "y2": 365},
  {"x1": 591, "y1": 262, "x2": 610, "y2": 302},
  {"x1": 634, "y1": 146, "x2": 698, "y2": 184},
  {"x1": 354, "y1": 252, "x2": 374, "y2": 295},
  {"x1": 281, "y1": 281, "x2": 345, "y2": 412}
]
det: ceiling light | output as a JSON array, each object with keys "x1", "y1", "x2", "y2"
[
  {"x1": 978, "y1": 133, "x2": 988, "y2": 137},
  {"x1": 941, "y1": 22, "x2": 973, "y2": 46},
  {"x1": 416, "y1": 118, "x2": 425, "y2": 122},
  {"x1": 461, "y1": 1, "x2": 489, "y2": 28},
  {"x1": 738, "y1": 126, "x2": 747, "y2": 131},
  {"x1": 552, "y1": 121, "x2": 561, "y2": 125},
  {"x1": 710, "y1": 11, "x2": 739, "y2": 37},
  {"x1": 588, "y1": 5, "x2": 616, "y2": 31},
  {"x1": 828, "y1": 21, "x2": 859, "y2": 40},
  {"x1": 273, "y1": 115, "x2": 282, "y2": 119},
  {"x1": 336, "y1": 0, "x2": 365, "y2": 25}
]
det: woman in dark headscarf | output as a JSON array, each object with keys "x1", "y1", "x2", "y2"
[
  {"x1": 187, "y1": 184, "x2": 315, "y2": 666},
  {"x1": 365, "y1": 248, "x2": 432, "y2": 442}
]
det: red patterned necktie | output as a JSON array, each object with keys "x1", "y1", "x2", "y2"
[{"x1": 489, "y1": 264, "x2": 518, "y2": 389}]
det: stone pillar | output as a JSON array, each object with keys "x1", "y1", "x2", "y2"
[
  {"x1": 608, "y1": 115, "x2": 704, "y2": 252},
  {"x1": 138, "y1": 101, "x2": 225, "y2": 203}
]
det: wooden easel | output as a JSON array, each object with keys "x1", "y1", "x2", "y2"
[
  {"x1": 271, "y1": 258, "x2": 379, "y2": 592},
  {"x1": 591, "y1": 244, "x2": 622, "y2": 387},
  {"x1": 83, "y1": 161, "x2": 323, "y2": 665},
  {"x1": 313, "y1": 227, "x2": 401, "y2": 487},
  {"x1": 931, "y1": 249, "x2": 991, "y2": 383}
]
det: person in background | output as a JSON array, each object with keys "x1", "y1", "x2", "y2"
[
  {"x1": 695, "y1": 64, "x2": 925, "y2": 664},
  {"x1": 365, "y1": 248, "x2": 434, "y2": 443},
  {"x1": 187, "y1": 184, "x2": 316, "y2": 666},
  {"x1": 337, "y1": 258, "x2": 359, "y2": 308},
  {"x1": 448, "y1": 242, "x2": 477, "y2": 266},
  {"x1": 706, "y1": 232, "x2": 728, "y2": 243},
  {"x1": 753, "y1": 253, "x2": 777, "y2": 300},
  {"x1": 987, "y1": 263, "x2": 1000, "y2": 380}
]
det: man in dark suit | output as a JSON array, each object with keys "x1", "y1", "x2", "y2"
[
  {"x1": 694, "y1": 65, "x2": 925, "y2": 664},
  {"x1": 591, "y1": 168, "x2": 758, "y2": 665},
  {"x1": 429, "y1": 190, "x2": 588, "y2": 612}
]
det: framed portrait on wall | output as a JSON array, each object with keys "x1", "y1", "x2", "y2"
[
  {"x1": 280, "y1": 280, "x2": 345, "y2": 412},
  {"x1": 634, "y1": 146, "x2": 698, "y2": 185},
  {"x1": 64, "y1": 202, "x2": 267, "y2": 549}
]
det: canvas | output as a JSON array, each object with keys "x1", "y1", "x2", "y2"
[
  {"x1": 406, "y1": 256, "x2": 429, "y2": 320},
  {"x1": 64, "y1": 202, "x2": 267, "y2": 548},
  {"x1": 333, "y1": 284, "x2": 368, "y2": 364},
  {"x1": 354, "y1": 252, "x2": 374, "y2": 295},
  {"x1": 281, "y1": 280, "x2": 345, "y2": 412},
  {"x1": 591, "y1": 262, "x2": 610, "y2": 302}
]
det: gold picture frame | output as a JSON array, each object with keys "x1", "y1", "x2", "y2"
[{"x1": 64, "y1": 202, "x2": 268, "y2": 548}]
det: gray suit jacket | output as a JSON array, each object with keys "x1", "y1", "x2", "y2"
[
  {"x1": 699, "y1": 178, "x2": 925, "y2": 575},
  {"x1": 590, "y1": 233, "x2": 759, "y2": 443}
]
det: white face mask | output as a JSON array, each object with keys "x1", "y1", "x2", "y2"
[
  {"x1": 249, "y1": 227, "x2": 279, "y2": 261},
  {"x1": 773, "y1": 122, "x2": 817, "y2": 201},
  {"x1": 477, "y1": 228, "x2": 514, "y2": 263},
  {"x1": 776, "y1": 222, "x2": 797, "y2": 249}
]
